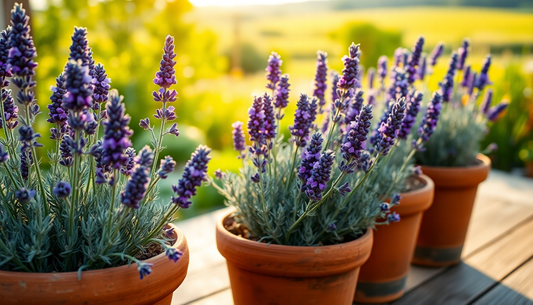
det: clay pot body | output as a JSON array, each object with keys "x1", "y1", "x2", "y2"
[
  {"x1": 0, "y1": 224, "x2": 189, "y2": 305},
  {"x1": 353, "y1": 175, "x2": 434, "y2": 303},
  {"x1": 413, "y1": 154, "x2": 491, "y2": 267},
  {"x1": 216, "y1": 212, "x2": 373, "y2": 305},
  {"x1": 525, "y1": 161, "x2": 533, "y2": 178}
]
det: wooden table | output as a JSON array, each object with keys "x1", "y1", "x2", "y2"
[{"x1": 171, "y1": 170, "x2": 533, "y2": 305}]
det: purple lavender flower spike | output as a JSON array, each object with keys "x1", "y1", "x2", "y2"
[
  {"x1": 305, "y1": 150, "x2": 334, "y2": 201},
  {"x1": 7, "y1": 4, "x2": 37, "y2": 77},
  {"x1": 429, "y1": 42, "x2": 444, "y2": 66},
  {"x1": 367, "y1": 68, "x2": 375, "y2": 90},
  {"x1": 418, "y1": 92, "x2": 443, "y2": 142},
  {"x1": 461, "y1": 65, "x2": 471, "y2": 88},
  {"x1": 63, "y1": 60, "x2": 93, "y2": 133},
  {"x1": 313, "y1": 51, "x2": 328, "y2": 113},
  {"x1": 398, "y1": 91, "x2": 423, "y2": 139},
  {"x1": 164, "y1": 227, "x2": 175, "y2": 238},
  {"x1": 457, "y1": 38, "x2": 469, "y2": 71},
  {"x1": 158, "y1": 155, "x2": 176, "y2": 179},
  {"x1": 326, "y1": 223, "x2": 337, "y2": 232},
  {"x1": 137, "y1": 262, "x2": 153, "y2": 280},
  {"x1": 357, "y1": 150, "x2": 373, "y2": 173},
  {"x1": 154, "y1": 35, "x2": 177, "y2": 89},
  {"x1": 172, "y1": 145, "x2": 211, "y2": 209},
  {"x1": 274, "y1": 74, "x2": 290, "y2": 118},
  {"x1": 101, "y1": 90, "x2": 133, "y2": 169},
  {"x1": 92, "y1": 63, "x2": 111, "y2": 107},
  {"x1": 411, "y1": 165, "x2": 423, "y2": 176},
  {"x1": 154, "y1": 106, "x2": 177, "y2": 121},
  {"x1": 20, "y1": 151, "x2": 29, "y2": 180},
  {"x1": 167, "y1": 122, "x2": 180, "y2": 137},
  {"x1": 140, "y1": 118, "x2": 151, "y2": 130},
  {"x1": 417, "y1": 54, "x2": 427, "y2": 81},
  {"x1": 53, "y1": 181, "x2": 71, "y2": 198},
  {"x1": 370, "y1": 101, "x2": 392, "y2": 146},
  {"x1": 308, "y1": 97, "x2": 318, "y2": 130},
  {"x1": 214, "y1": 169, "x2": 225, "y2": 180},
  {"x1": 0, "y1": 144, "x2": 8, "y2": 163},
  {"x1": 47, "y1": 73, "x2": 67, "y2": 128},
  {"x1": 266, "y1": 52, "x2": 282, "y2": 90},
  {"x1": 380, "y1": 202, "x2": 390, "y2": 211},
  {"x1": 69, "y1": 27, "x2": 93, "y2": 71},
  {"x1": 481, "y1": 89, "x2": 493, "y2": 115},
  {"x1": 1, "y1": 89, "x2": 18, "y2": 130},
  {"x1": 406, "y1": 36, "x2": 425, "y2": 84},
  {"x1": 15, "y1": 187, "x2": 35, "y2": 203},
  {"x1": 338, "y1": 182, "x2": 351, "y2": 196},
  {"x1": 166, "y1": 248, "x2": 182, "y2": 263},
  {"x1": 345, "y1": 90, "x2": 364, "y2": 125},
  {"x1": 0, "y1": 27, "x2": 13, "y2": 80},
  {"x1": 390, "y1": 193, "x2": 401, "y2": 206},
  {"x1": 367, "y1": 93, "x2": 376, "y2": 106},
  {"x1": 341, "y1": 105, "x2": 373, "y2": 172},
  {"x1": 59, "y1": 135, "x2": 73, "y2": 167},
  {"x1": 232, "y1": 121, "x2": 246, "y2": 157},
  {"x1": 298, "y1": 133, "x2": 323, "y2": 191},
  {"x1": 120, "y1": 146, "x2": 153, "y2": 209},
  {"x1": 476, "y1": 55, "x2": 491, "y2": 91},
  {"x1": 388, "y1": 67, "x2": 408, "y2": 101},
  {"x1": 289, "y1": 94, "x2": 313, "y2": 147},
  {"x1": 387, "y1": 212, "x2": 400, "y2": 222},
  {"x1": 467, "y1": 71, "x2": 477, "y2": 96},
  {"x1": 331, "y1": 71, "x2": 340, "y2": 103},
  {"x1": 393, "y1": 48, "x2": 403, "y2": 67},
  {"x1": 375, "y1": 99, "x2": 406, "y2": 155},
  {"x1": 338, "y1": 43, "x2": 361, "y2": 90},
  {"x1": 439, "y1": 52, "x2": 458, "y2": 103},
  {"x1": 377, "y1": 56, "x2": 388, "y2": 84},
  {"x1": 263, "y1": 93, "x2": 276, "y2": 141},
  {"x1": 247, "y1": 96, "x2": 266, "y2": 144},
  {"x1": 487, "y1": 102, "x2": 508, "y2": 122},
  {"x1": 121, "y1": 147, "x2": 136, "y2": 176}
]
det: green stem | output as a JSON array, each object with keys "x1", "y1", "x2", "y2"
[
  {"x1": 3, "y1": 163, "x2": 20, "y2": 189},
  {"x1": 151, "y1": 100, "x2": 167, "y2": 177},
  {"x1": 106, "y1": 169, "x2": 118, "y2": 239}
]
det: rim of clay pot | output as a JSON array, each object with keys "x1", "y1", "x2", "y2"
[
  {"x1": 419, "y1": 154, "x2": 491, "y2": 188},
  {"x1": 392, "y1": 174, "x2": 434, "y2": 216},
  {"x1": 216, "y1": 211, "x2": 373, "y2": 278},
  {"x1": 0, "y1": 224, "x2": 189, "y2": 305}
]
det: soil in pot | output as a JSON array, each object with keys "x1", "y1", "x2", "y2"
[
  {"x1": 413, "y1": 154, "x2": 490, "y2": 267},
  {"x1": 353, "y1": 174, "x2": 434, "y2": 304},
  {"x1": 216, "y1": 213, "x2": 373, "y2": 305},
  {"x1": 0, "y1": 224, "x2": 189, "y2": 305}
]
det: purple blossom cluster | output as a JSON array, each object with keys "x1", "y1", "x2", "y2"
[
  {"x1": 289, "y1": 94, "x2": 315, "y2": 147},
  {"x1": 7, "y1": 4, "x2": 37, "y2": 77},
  {"x1": 377, "y1": 56, "x2": 388, "y2": 85},
  {"x1": 344, "y1": 90, "x2": 364, "y2": 125},
  {"x1": 476, "y1": 55, "x2": 491, "y2": 91},
  {"x1": 101, "y1": 90, "x2": 133, "y2": 169},
  {"x1": 0, "y1": 144, "x2": 8, "y2": 163},
  {"x1": 92, "y1": 63, "x2": 111, "y2": 107},
  {"x1": 331, "y1": 71, "x2": 340, "y2": 103},
  {"x1": 439, "y1": 52, "x2": 458, "y2": 102},
  {"x1": 53, "y1": 181, "x2": 71, "y2": 198},
  {"x1": 305, "y1": 150, "x2": 334, "y2": 201},
  {"x1": 69, "y1": 27, "x2": 94, "y2": 72},
  {"x1": 172, "y1": 145, "x2": 211, "y2": 209},
  {"x1": 1, "y1": 89, "x2": 18, "y2": 130},
  {"x1": 418, "y1": 92, "x2": 443, "y2": 142},
  {"x1": 388, "y1": 67, "x2": 408, "y2": 101},
  {"x1": 429, "y1": 42, "x2": 444, "y2": 66},
  {"x1": 15, "y1": 187, "x2": 35, "y2": 203},
  {"x1": 375, "y1": 99, "x2": 406, "y2": 155},
  {"x1": 398, "y1": 91, "x2": 423, "y2": 139},
  {"x1": 461, "y1": 65, "x2": 471, "y2": 88},
  {"x1": 121, "y1": 146, "x2": 153, "y2": 209},
  {"x1": 153, "y1": 35, "x2": 177, "y2": 90},
  {"x1": 417, "y1": 54, "x2": 427, "y2": 81},
  {"x1": 487, "y1": 102, "x2": 509, "y2": 122},
  {"x1": 0, "y1": 28, "x2": 12, "y2": 80},
  {"x1": 274, "y1": 74, "x2": 290, "y2": 116},
  {"x1": 341, "y1": 105, "x2": 373, "y2": 171},
  {"x1": 47, "y1": 73, "x2": 67, "y2": 129},
  {"x1": 481, "y1": 89, "x2": 493, "y2": 115},
  {"x1": 406, "y1": 36, "x2": 424, "y2": 84},
  {"x1": 298, "y1": 133, "x2": 323, "y2": 191},
  {"x1": 231, "y1": 121, "x2": 246, "y2": 157},
  {"x1": 263, "y1": 94, "x2": 276, "y2": 141},
  {"x1": 457, "y1": 39, "x2": 469, "y2": 71},
  {"x1": 121, "y1": 148, "x2": 136, "y2": 176},
  {"x1": 266, "y1": 52, "x2": 282, "y2": 90},
  {"x1": 338, "y1": 43, "x2": 361, "y2": 90},
  {"x1": 158, "y1": 155, "x2": 176, "y2": 179},
  {"x1": 313, "y1": 51, "x2": 328, "y2": 112}
]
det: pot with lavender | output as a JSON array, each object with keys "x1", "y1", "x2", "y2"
[
  {"x1": 0, "y1": 4, "x2": 211, "y2": 305},
  {"x1": 211, "y1": 45, "x2": 410, "y2": 305},
  {"x1": 353, "y1": 37, "x2": 439, "y2": 303},
  {"x1": 412, "y1": 39, "x2": 507, "y2": 267}
]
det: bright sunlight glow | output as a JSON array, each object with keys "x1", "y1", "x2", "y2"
[{"x1": 189, "y1": 0, "x2": 314, "y2": 7}]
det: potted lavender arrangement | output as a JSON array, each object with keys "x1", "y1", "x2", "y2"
[
  {"x1": 353, "y1": 37, "x2": 441, "y2": 303},
  {"x1": 0, "y1": 4, "x2": 210, "y2": 305},
  {"x1": 210, "y1": 43, "x2": 426, "y2": 305},
  {"x1": 412, "y1": 39, "x2": 507, "y2": 267}
]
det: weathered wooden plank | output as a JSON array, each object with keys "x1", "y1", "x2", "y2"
[
  {"x1": 392, "y1": 218, "x2": 533, "y2": 305},
  {"x1": 171, "y1": 263, "x2": 229, "y2": 305},
  {"x1": 186, "y1": 289, "x2": 233, "y2": 305},
  {"x1": 473, "y1": 258, "x2": 533, "y2": 305}
]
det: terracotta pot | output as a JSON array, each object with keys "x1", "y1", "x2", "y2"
[
  {"x1": 525, "y1": 161, "x2": 533, "y2": 178},
  {"x1": 0, "y1": 224, "x2": 189, "y2": 305},
  {"x1": 413, "y1": 154, "x2": 490, "y2": 267},
  {"x1": 353, "y1": 174, "x2": 434, "y2": 303},
  {"x1": 216, "y1": 212, "x2": 373, "y2": 305}
]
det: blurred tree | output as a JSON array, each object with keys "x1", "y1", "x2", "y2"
[{"x1": 332, "y1": 22, "x2": 402, "y2": 69}]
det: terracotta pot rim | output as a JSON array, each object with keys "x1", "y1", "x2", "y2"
[
  {"x1": 0, "y1": 224, "x2": 185, "y2": 278},
  {"x1": 420, "y1": 154, "x2": 491, "y2": 187},
  {"x1": 216, "y1": 211, "x2": 373, "y2": 277},
  {"x1": 393, "y1": 174, "x2": 435, "y2": 216}
]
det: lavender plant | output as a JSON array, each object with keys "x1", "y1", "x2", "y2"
[
  {"x1": 211, "y1": 43, "x2": 414, "y2": 246},
  {"x1": 0, "y1": 4, "x2": 210, "y2": 279},
  {"x1": 415, "y1": 42, "x2": 507, "y2": 167}
]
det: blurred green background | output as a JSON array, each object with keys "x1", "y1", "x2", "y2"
[{"x1": 3, "y1": 0, "x2": 532, "y2": 218}]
